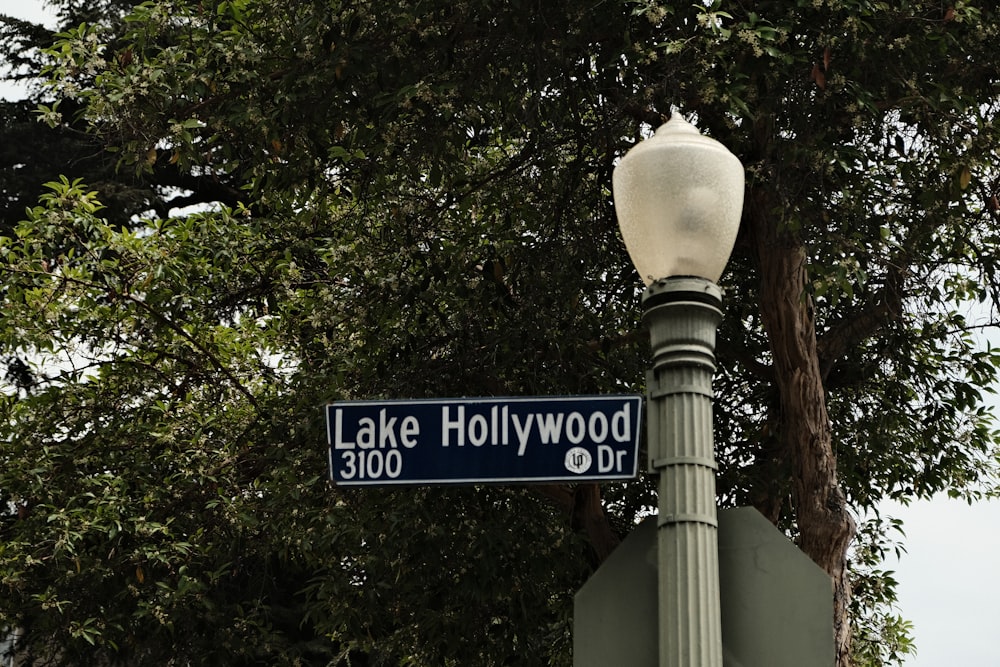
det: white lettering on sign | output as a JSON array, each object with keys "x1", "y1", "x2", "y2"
[
  {"x1": 332, "y1": 408, "x2": 421, "y2": 450},
  {"x1": 537, "y1": 413, "x2": 564, "y2": 443},
  {"x1": 400, "y1": 416, "x2": 419, "y2": 448},
  {"x1": 439, "y1": 402, "x2": 632, "y2": 457},
  {"x1": 598, "y1": 445, "x2": 628, "y2": 473},
  {"x1": 512, "y1": 413, "x2": 533, "y2": 456},
  {"x1": 340, "y1": 449, "x2": 404, "y2": 480},
  {"x1": 333, "y1": 408, "x2": 354, "y2": 449},
  {"x1": 588, "y1": 411, "x2": 608, "y2": 442},
  {"x1": 469, "y1": 413, "x2": 488, "y2": 446},
  {"x1": 442, "y1": 405, "x2": 464, "y2": 446},
  {"x1": 566, "y1": 412, "x2": 585, "y2": 444},
  {"x1": 613, "y1": 403, "x2": 631, "y2": 441}
]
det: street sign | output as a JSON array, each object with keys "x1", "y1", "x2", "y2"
[{"x1": 327, "y1": 395, "x2": 642, "y2": 486}]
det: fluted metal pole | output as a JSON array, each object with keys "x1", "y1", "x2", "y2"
[{"x1": 643, "y1": 276, "x2": 724, "y2": 667}]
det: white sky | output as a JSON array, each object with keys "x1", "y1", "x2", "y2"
[
  {"x1": 0, "y1": 0, "x2": 58, "y2": 100},
  {"x1": 2, "y1": 1, "x2": 999, "y2": 665},
  {"x1": 0, "y1": 0, "x2": 55, "y2": 25},
  {"x1": 882, "y1": 496, "x2": 1000, "y2": 666}
]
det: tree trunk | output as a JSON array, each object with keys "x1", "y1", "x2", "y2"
[
  {"x1": 533, "y1": 482, "x2": 621, "y2": 565},
  {"x1": 748, "y1": 190, "x2": 857, "y2": 666}
]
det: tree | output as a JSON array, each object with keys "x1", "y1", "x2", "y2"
[
  {"x1": 1, "y1": 1, "x2": 999, "y2": 665},
  {"x1": 0, "y1": 0, "x2": 246, "y2": 233}
]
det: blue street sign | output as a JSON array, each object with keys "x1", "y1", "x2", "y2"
[{"x1": 326, "y1": 395, "x2": 642, "y2": 486}]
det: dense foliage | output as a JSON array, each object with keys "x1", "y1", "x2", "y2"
[{"x1": 2, "y1": 1, "x2": 999, "y2": 665}]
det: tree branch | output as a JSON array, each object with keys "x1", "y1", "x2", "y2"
[
  {"x1": 532, "y1": 483, "x2": 621, "y2": 565},
  {"x1": 122, "y1": 291, "x2": 262, "y2": 413},
  {"x1": 817, "y1": 260, "x2": 908, "y2": 382}
]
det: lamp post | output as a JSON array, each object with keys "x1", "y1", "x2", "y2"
[{"x1": 612, "y1": 115, "x2": 745, "y2": 667}]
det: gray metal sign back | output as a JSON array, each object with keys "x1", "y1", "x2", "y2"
[{"x1": 574, "y1": 507, "x2": 835, "y2": 667}]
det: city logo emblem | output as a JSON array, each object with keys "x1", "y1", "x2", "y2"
[{"x1": 564, "y1": 447, "x2": 593, "y2": 474}]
